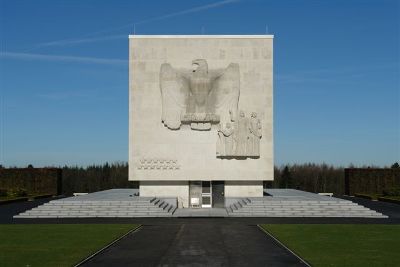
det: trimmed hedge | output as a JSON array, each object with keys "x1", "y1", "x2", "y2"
[
  {"x1": 61, "y1": 163, "x2": 137, "y2": 196},
  {"x1": 345, "y1": 168, "x2": 400, "y2": 196},
  {"x1": 0, "y1": 168, "x2": 61, "y2": 197},
  {"x1": 270, "y1": 164, "x2": 344, "y2": 195},
  {"x1": 354, "y1": 193, "x2": 374, "y2": 200}
]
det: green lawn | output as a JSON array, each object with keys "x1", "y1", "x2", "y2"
[
  {"x1": 261, "y1": 224, "x2": 400, "y2": 267},
  {"x1": 0, "y1": 224, "x2": 139, "y2": 267}
]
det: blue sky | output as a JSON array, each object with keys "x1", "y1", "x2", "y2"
[{"x1": 0, "y1": 0, "x2": 399, "y2": 167}]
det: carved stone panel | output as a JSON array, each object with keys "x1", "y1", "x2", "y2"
[
  {"x1": 160, "y1": 59, "x2": 240, "y2": 130},
  {"x1": 137, "y1": 158, "x2": 180, "y2": 170},
  {"x1": 216, "y1": 111, "x2": 262, "y2": 158},
  {"x1": 159, "y1": 59, "x2": 262, "y2": 159}
]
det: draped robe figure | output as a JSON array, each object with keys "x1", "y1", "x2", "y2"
[
  {"x1": 217, "y1": 122, "x2": 235, "y2": 156},
  {"x1": 249, "y1": 112, "x2": 262, "y2": 156},
  {"x1": 235, "y1": 110, "x2": 250, "y2": 156}
]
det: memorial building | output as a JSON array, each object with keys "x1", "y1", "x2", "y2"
[{"x1": 129, "y1": 35, "x2": 274, "y2": 208}]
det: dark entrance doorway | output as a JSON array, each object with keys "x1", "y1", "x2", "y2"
[{"x1": 212, "y1": 181, "x2": 225, "y2": 208}]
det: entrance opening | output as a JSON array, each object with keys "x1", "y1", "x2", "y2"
[
  {"x1": 189, "y1": 181, "x2": 201, "y2": 208},
  {"x1": 201, "y1": 181, "x2": 211, "y2": 208},
  {"x1": 189, "y1": 181, "x2": 225, "y2": 208},
  {"x1": 212, "y1": 181, "x2": 225, "y2": 208}
]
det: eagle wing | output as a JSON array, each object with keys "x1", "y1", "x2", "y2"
[
  {"x1": 160, "y1": 63, "x2": 189, "y2": 130},
  {"x1": 209, "y1": 63, "x2": 240, "y2": 126}
]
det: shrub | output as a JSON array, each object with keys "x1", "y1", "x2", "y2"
[
  {"x1": 8, "y1": 188, "x2": 28, "y2": 198},
  {"x1": 382, "y1": 187, "x2": 400, "y2": 196},
  {"x1": 0, "y1": 188, "x2": 8, "y2": 197}
]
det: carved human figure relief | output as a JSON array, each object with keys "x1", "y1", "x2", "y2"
[
  {"x1": 249, "y1": 112, "x2": 262, "y2": 156},
  {"x1": 159, "y1": 59, "x2": 240, "y2": 130},
  {"x1": 216, "y1": 110, "x2": 262, "y2": 158},
  {"x1": 235, "y1": 110, "x2": 250, "y2": 156},
  {"x1": 217, "y1": 122, "x2": 235, "y2": 156}
]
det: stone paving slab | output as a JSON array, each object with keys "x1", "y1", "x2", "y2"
[
  {"x1": 60, "y1": 189, "x2": 141, "y2": 201},
  {"x1": 173, "y1": 208, "x2": 228, "y2": 217},
  {"x1": 265, "y1": 189, "x2": 345, "y2": 201}
]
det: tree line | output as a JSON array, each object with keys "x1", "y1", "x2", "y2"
[
  {"x1": 2, "y1": 162, "x2": 398, "y2": 196},
  {"x1": 62, "y1": 162, "x2": 348, "y2": 195},
  {"x1": 268, "y1": 164, "x2": 345, "y2": 195},
  {"x1": 61, "y1": 162, "x2": 137, "y2": 196}
]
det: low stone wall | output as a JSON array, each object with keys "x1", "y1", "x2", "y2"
[{"x1": 345, "y1": 168, "x2": 400, "y2": 196}]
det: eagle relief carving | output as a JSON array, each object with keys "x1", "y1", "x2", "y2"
[
  {"x1": 159, "y1": 59, "x2": 262, "y2": 158},
  {"x1": 160, "y1": 59, "x2": 239, "y2": 130}
]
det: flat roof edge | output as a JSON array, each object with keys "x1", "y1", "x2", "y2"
[{"x1": 128, "y1": 35, "x2": 274, "y2": 39}]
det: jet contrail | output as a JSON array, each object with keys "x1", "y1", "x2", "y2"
[
  {"x1": 1, "y1": 52, "x2": 127, "y2": 66},
  {"x1": 26, "y1": 0, "x2": 241, "y2": 50},
  {"x1": 135, "y1": 0, "x2": 240, "y2": 25},
  {"x1": 25, "y1": 35, "x2": 126, "y2": 51}
]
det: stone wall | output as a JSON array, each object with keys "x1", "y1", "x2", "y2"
[
  {"x1": 225, "y1": 181, "x2": 263, "y2": 197},
  {"x1": 139, "y1": 181, "x2": 189, "y2": 208}
]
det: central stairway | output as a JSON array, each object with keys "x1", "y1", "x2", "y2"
[
  {"x1": 227, "y1": 189, "x2": 387, "y2": 218},
  {"x1": 14, "y1": 190, "x2": 177, "y2": 218}
]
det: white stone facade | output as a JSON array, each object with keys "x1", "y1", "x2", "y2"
[{"x1": 129, "y1": 35, "x2": 273, "y2": 207}]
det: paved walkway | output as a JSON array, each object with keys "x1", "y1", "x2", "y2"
[
  {"x1": 82, "y1": 221, "x2": 306, "y2": 267},
  {"x1": 173, "y1": 208, "x2": 228, "y2": 217}
]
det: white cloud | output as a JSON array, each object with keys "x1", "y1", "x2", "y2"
[{"x1": 1, "y1": 52, "x2": 127, "y2": 66}]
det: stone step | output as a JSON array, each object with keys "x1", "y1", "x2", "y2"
[
  {"x1": 233, "y1": 212, "x2": 380, "y2": 216},
  {"x1": 29, "y1": 205, "x2": 171, "y2": 210},
  {"x1": 232, "y1": 209, "x2": 379, "y2": 214},
  {"x1": 232, "y1": 210, "x2": 376, "y2": 214},
  {"x1": 236, "y1": 207, "x2": 377, "y2": 211},
  {"x1": 227, "y1": 197, "x2": 386, "y2": 218},
  {"x1": 238, "y1": 206, "x2": 370, "y2": 211},
  {"x1": 32, "y1": 206, "x2": 166, "y2": 211},
  {"x1": 18, "y1": 214, "x2": 173, "y2": 218},
  {"x1": 23, "y1": 210, "x2": 169, "y2": 215},
  {"x1": 248, "y1": 200, "x2": 353, "y2": 204},
  {"x1": 14, "y1": 196, "x2": 176, "y2": 218},
  {"x1": 231, "y1": 210, "x2": 385, "y2": 214},
  {"x1": 245, "y1": 202, "x2": 355, "y2": 206},
  {"x1": 45, "y1": 201, "x2": 154, "y2": 206},
  {"x1": 253, "y1": 207, "x2": 362, "y2": 210},
  {"x1": 23, "y1": 211, "x2": 168, "y2": 216},
  {"x1": 229, "y1": 214, "x2": 387, "y2": 218},
  {"x1": 50, "y1": 199, "x2": 154, "y2": 202},
  {"x1": 20, "y1": 210, "x2": 171, "y2": 215}
]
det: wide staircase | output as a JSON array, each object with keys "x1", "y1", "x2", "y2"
[
  {"x1": 227, "y1": 197, "x2": 387, "y2": 218},
  {"x1": 14, "y1": 197, "x2": 176, "y2": 218}
]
